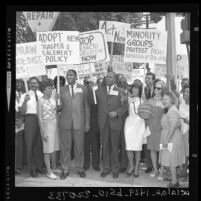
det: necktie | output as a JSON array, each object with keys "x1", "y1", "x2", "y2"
[
  {"x1": 71, "y1": 85, "x2": 74, "y2": 97},
  {"x1": 148, "y1": 87, "x2": 151, "y2": 99},
  {"x1": 34, "y1": 91, "x2": 38, "y2": 102}
]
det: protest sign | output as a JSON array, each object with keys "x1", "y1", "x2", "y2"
[
  {"x1": 16, "y1": 42, "x2": 46, "y2": 79},
  {"x1": 124, "y1": 29, "x2": 167, "y2": 64},
  {"x1": 153, "y1": 63, "x2": 167, "y2": 80},
  {"x1": 99, "y1": 21, "x2": 131, "y2": 43},
  {"x1": 37, "y1": 31, "x2": 80, "y2": 65},
  {"x1": 176, "y1": 54, "x2": 189, "y2": 79},
  {"x1": 23, "y1": 12, "x2": 60, "y2": 33},
  {"x1": 79, "y1": 29, "x2": 109, "y2": 64},
  {"x1": 93, "y1": 62, "x2": 108, "y2": 78},
  {"x1": 131, "y1": 69, "x2": 146, "y2": 83},
  {"x1": 105, "y1": 55, "x2": 133, "y2": 82},
  {"x1": 58, "y1": 63, "x2": 95, "y2": 83}
]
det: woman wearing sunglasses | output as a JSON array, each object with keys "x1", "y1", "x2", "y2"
[{"x1": 146, "y1": 80, "x2": 165, "y2": 178}]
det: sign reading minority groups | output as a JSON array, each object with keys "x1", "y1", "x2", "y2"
[
  {"x1": 79, "y1": 29, "x2": 109, "y2": 64},
  {"x1": 16, "y1": 42, "x2": 46, "y2": 79},
  {"x1": 124, "y1": 29, "x2": 167, "y2": 64},
  {"x1": 37, "y1": 31, "x2": 80, "y2": 65},
  {"x1": 99, "y1": 21, "x2": 131, "y2": 43}
]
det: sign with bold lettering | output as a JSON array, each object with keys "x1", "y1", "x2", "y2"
[
  {"x1": 131, "y1": 69, "x2": 145, "y2": 83},
  {"x1": 58, "y1": 63, "x2": 95, "y2": 83},
  {"x1": 99, "y1": 21, "x2": 131, "y2": 43},
  {"x1": 124, "y1": 29, "x2": 167, "y2": 64},
  {"x1": 79, "y1": 29, "x2": 109, "y2": 64},
  {"x1": 23, "y1": 12, "x2": 60, "y2": 32},
  {"x1": 16, "y1": 42, "x2": 46, "y2": 79},
  {"x1": 37, "y1": 31, "x2": 80, "y2": 65}
]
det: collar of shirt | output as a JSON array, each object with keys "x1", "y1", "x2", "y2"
[{"x1": 107, "y1": 85, "x2": 114, "y2": 93}]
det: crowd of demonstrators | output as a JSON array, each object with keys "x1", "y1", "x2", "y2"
[{"x1": 15, "y1": 69, "x2": 190, "y2": 188}]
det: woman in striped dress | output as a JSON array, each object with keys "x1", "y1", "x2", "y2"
[{"x1": 37, "y1": 79, "x2": 59, "y2": 180}]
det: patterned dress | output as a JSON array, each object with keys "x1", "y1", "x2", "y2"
[
  {"x1": 179, "y1": 102, "x2": 189, "y2": 157},
  {"x1": 147, "y1": 98, "x2": 164, "y2": 151},
  {"x1": 39, "y1": 97, "x2": 59, "y2": 154},
  {"x1": 159, "y1": 105, "x2": 185, "y2": 167}
]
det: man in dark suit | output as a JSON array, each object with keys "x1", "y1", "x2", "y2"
[
  {"x1": 57, "y1": 70, "x2": 90, "y2": 179},
  {"x1": 83, "y1": 76, "x2": 101, "y2": 172},
  {"x1": 143, "y1": 72, "x2": 155, "y2": 173},
  {"x1": 96, "y1": 71, "x2": 127, "y2": 178}
]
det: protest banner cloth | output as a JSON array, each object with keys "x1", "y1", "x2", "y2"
[
  {"x1": 99, "y1": 21, "x2": 131, "y2": 43},
  {"x1": 37, "y1": 31, "x2": 80, "y2": 65},
  {"x1": 124, "y1": 29, "x2": 167, "y2": 64},
  {"x1": 16, "y1": 42, "x2": 46, "y2": 79},
  {"x1": 23, "y1": 12, "x2": 60, "y2": 33},
  {"x1": 79, "y1": 29, "x2": 109, "y2": 64}
]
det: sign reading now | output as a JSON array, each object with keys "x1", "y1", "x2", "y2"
[
  {"x1": 99, "y1": 21, "x2": 131, "y2": 43},
  {"x1": 79, "y1": 29, "x2": 109, "y2": 64}
]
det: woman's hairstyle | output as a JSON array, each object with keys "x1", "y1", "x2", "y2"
[
  {"x1": 163, "y1": 91, "x2": 176, "y2": 104},
  {"x1": 53, "y1": 76, "x2": 66, "y2": 88},
  {"x1": 40, "y1": 79, "x2": 53, "y2": 92},
  {"x1": 154, "y1": 79, "x2": 166, "y2": 96},
  {"x1": 130, "y1": 82, "x2": 143, "y2": 97}
]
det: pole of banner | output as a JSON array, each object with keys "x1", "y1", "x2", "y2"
[
  {"x1": 143, "y1": 64, "x2": 146, "y2": 95},
  {"x1": 57, "y1": 66, "x2": 60, "y2": 105},
  {"x1": 165, "y1": 13, "x2": 177, "y2": 91},
  {"x1": 109, "y1": 42, "x2": 114, "y2": 72},
  {"x1": 23, "y1": 78, "x2": 29, "y2": 94}
]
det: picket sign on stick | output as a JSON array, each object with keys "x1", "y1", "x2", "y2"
[
  {"x1": 23, "y1": 78, "x2": 29, "y2": 94},
  {"x1": 109, "y1": 42, "x2": 114, "y2": 71},
  {"x1": 143, "y1": 64, "x2": 146, "y2": 95},
  {"x1": 57, "y1": 67, "x2": 60, "y2": 105},
  {"x1": 92, "y1": 86, "x2": 98, "y2": 105}
]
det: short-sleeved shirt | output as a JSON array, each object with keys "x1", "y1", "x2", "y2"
[
  {"x1": 39, "y1": 97, "x2": 57, "y2": 120},
  {"x1": 19, "y1": 90, "x2": 43, "y2": 114}
]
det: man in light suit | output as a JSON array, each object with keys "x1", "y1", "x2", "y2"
[
  {"x1": 96, "y1": 71, "x2": 128, "y2": 178},
  {"x1": 57, "y1": 70, "x2": 90, "y2": 179}
]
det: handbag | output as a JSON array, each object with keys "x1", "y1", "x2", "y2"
[{"x1": 138, "y1": 103, "x2": 154, "y2": 119}]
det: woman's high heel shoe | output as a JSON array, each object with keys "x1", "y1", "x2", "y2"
[
  {"x1": 134, "y1": 166, "x2": 139, "y2": 177},
  {"x1": 126, "y1": 169, "x2": 134, "y2": 176}
]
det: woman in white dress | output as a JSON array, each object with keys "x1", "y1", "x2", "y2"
[{"x1": 124, "y1": 82, "x2": 146, "y2": 177}]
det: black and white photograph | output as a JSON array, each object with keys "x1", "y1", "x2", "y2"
[{"x1": 5, "y1": 5, "x2": 198, "y2": 201}]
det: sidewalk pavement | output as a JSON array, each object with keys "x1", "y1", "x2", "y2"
[{"x1": 15, "y1": 161, "x2": 189, "y2": 188}]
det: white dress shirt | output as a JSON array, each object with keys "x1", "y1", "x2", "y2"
[
  {"x1": 19, "y1": 90, "x2": 43, "y2": 114},
  {"x1": 68, "y1": 82, "x2": 78, "y2": 97}
]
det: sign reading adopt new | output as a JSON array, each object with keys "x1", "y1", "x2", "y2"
[
  {"x1": 124, "y1": 29, "x2": 167, "y2": 64},
  {"x1": 37, "y1": 31, "x2": 80, "y2": 65}
]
